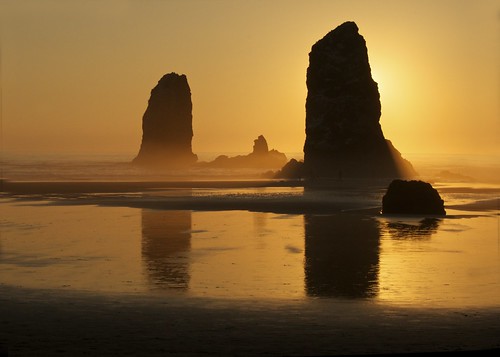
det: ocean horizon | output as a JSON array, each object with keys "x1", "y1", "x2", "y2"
[{"x1": 1, "y1": 151, "x2": 499, "y2": 183}]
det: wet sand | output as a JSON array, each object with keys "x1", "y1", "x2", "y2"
[
  {"x1": 0, "y1": 179, "x2": 386, "y2": 214},
  {"x1": 0, "y1": 179, "x2": 302, "y2": 193},
  {"x1": 1, "y1": 180, "x2": 499, "y2": 356},
  {"x1": 1, "y1": 285, "x2": 500, "y2": 356}
]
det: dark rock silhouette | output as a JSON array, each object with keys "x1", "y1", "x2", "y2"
[
  {"x1": 274, "y1": 159, "x2": 305, "y2": 179},
  {"x1": 201, "y1": 135, "x2": 287, "y2": 169},
  {"x1": 303, "y1": 21, "x2": 415, "y2": 178},
  {"x1": 133, "y1": 73, "x2": 197, "y2": 167},
  {"x1": 382, "y1": 179, "x2": 446, "y2": 215},
  {"x1": 252, "y1": 135, "x2": 269, "y2": 155}
]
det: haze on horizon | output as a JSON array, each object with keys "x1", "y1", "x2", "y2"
[{"x1": 1, "y1": 0, "x2": 498, "y2": 158}]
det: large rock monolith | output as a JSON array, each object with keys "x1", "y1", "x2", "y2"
[
  {"x1": 303, "y1": 21, "x2": 415, "y2": 178},
  {"x1": 133, "y1": 73, "x2": 197, "y2": 167}
]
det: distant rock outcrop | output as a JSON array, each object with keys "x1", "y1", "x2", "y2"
[
  {"x1": 382, "y1": 180, "x2": 446, "y2": 215},
  {"x1": 274, "y1": 159, "x2": 305, "y2": 179},
  {"x1": 303, "y1": 21, "x2": 415, "y2": 178},
  {"x1": 202, "y1": 135, "x2": 287, "y2": 169},
  {"x1": 133, "y1": 73, "x2": 197, "y2": 166}
]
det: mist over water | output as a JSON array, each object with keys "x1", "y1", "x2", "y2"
[
  {"x1": 1, "y1": 151, "x2": 499, "y2": 183},
  {"x1": 0, "y1": 152, "x2": 304, "y2": 181},
  {"x1": 405, "y1": 153, "x2": 500, "y2": 184}
]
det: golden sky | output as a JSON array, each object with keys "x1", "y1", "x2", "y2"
[{"x1": 1, "y1": 0, "x2": 498, "y2": 157}]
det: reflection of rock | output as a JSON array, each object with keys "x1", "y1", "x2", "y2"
[
  {"x1": 304, "y1": 214, "x2": 380, "y2": 298},
  {"x1": 201, "y1": 135, "x2": 287, "y2": 169},
  {"x1": 384, "y1": 218, "x2": 440, "y2": 240},
  {"x1": 382, "y1": 180, "x2": 446, "y2": 215},
  {"x1": 133, "y1": 73, "x2": 197, "y2": 167},
  {"x1": 141, "y1": 209, "x2": 191, "y2": 290},
  {"x1": 303, "y1": 21, "x2": 415, "y2": 178}
]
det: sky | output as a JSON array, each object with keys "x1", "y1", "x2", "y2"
[{"x1": 1, "y1": 0, "x2": 499, "y2": 158}]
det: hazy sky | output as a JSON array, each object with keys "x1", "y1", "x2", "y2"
[{"x1": 1, "y1": 0, "x2": 498, "y2": 157}]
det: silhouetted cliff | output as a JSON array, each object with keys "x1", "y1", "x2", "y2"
[
  {"x1": 303, "y1": 22, "x2": 415, "y2": 178},
  {"x1": 133, "y1": 73, "x2": 197, "y2": 167}
]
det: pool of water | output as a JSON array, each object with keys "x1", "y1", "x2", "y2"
[{"x1": 1, "y1": 189, "x2": 498, "y2": 308}]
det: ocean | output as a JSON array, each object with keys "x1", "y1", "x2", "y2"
[
  {"x1": 0, "y1": 152, "x2": 305, "y2": 182},
  {"x1": 1, "y1": 151, "x2": 498, "y2": 183}
]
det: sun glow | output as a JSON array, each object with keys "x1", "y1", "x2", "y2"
[{"x1": 1, "y1": 0, "x2": 498, "y2": 157}]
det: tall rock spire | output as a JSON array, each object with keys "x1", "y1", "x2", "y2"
[
  {"x1": 133, "y1": 73, "x2": 197, "y2": 167},
  {"x1": 303, "y1": 21, "x2": 415, "y2": 178}
]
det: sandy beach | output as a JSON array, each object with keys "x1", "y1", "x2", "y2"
[
  {"x1": 1, "y1": 179, "x2": 499, "y2": 356},
  {"x1": 1, "y1": 284, "x2": 500, "y2": 357}
]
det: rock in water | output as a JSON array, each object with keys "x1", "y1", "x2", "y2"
[
  {"x1": 201, "y1": 135, "x2": 287, "y2": 169},
  {"x1": 382, "y1": 180, "x2": 446, "y2": 215},
  {"x1": 304, "y1": 21, "x2": 415, "y2": 178},
  {"x1": 133, "y1": 73, "x2": 197, "y2": 166}
]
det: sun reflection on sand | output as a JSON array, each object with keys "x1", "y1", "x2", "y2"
[
  {"x1": 187, "y1": 211, "x2": 305, "y2": 299},
  {"x1": 377, "y1": 213, "x2": 500, "y2": 308},
  {"x1": 0, "y1": 201, "x2": 144, "y2": 293},
  {"x1": 0, "y1": 196, "x2": 499, "y2": 308}
]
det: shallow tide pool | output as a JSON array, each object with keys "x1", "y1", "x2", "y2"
[{"x1": 1, "y1": 197, "x2": 498, "y2": 308}]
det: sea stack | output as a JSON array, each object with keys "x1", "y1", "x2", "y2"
[
  {"x1": 133, "y1": 73, "x2": 197, "y2": 167},
  {"x1": 303, "y1": 21, "x2": 415, "y2": 178},
  {"x1": 201, "y1": 135, "x2": 287, "y2": 169}
]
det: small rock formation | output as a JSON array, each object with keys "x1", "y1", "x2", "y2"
[
  {"x1": 274, "y1": 159, "x2": 305, "y2": 179},
  {"x1": 133, "y1": 73, "x2": 197, "y2": 166},
  {"x1": 303, "y1": 21, "x2": 415, "y2": 178},
  {"x1": 252, "y1": 135, "x2": 269, "y2": 155},
  {"x1": 202, "y1": 135, "x2": 287, "y2": 169},
  {"x1": 382, "y1": 180, "x2": 446, "y2": 215}
]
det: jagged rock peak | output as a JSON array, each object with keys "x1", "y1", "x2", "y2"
[
  {"x1": 252, "y1": 135, "x2": 269, "y2": 155},
  {"x1": 133, "y1": 72, "x2": 197, "y2": 167},
  {"x1": 303, "y1": 21, "x2": 416, "y2": 178}
]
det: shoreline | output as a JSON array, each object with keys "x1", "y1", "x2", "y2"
[
  {"x1": 2, "y1": 179, "x2": 499, "y2": 215},
  {"x1": 0, "y1": 178, "x2": 304, "y2": 194},
  {"x1": 2, "y1": 177, "x2": 499, "y2": 192}
]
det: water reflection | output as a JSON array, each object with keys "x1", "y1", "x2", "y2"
[
  {"x1": 304, "y1": 214, "x2": 380, "y2": 298},
  {"x1": 252, "y1": 212, "x2": 268, "y2": 233},
  {"x1": 382, "y1": 218, "x2": 441, "y2": 240},
  {"x1": 139, "y1": 208, "x2": 445, "y2": 300},
  {"x1": 141, "y1": 209, "x2": 192, "y2": 290}
]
